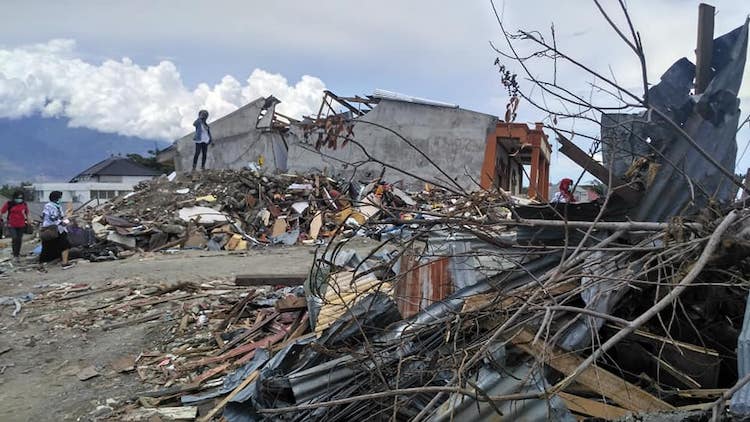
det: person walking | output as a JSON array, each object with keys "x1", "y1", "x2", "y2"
[
  {"x1": 40, "y1": 191, "x2": 74, "y2": 269},
  {"x1": 192, "y1": 109, "x2": 212, "y2": 171},
  {"x1": 1, "y1": 191, "x2": 30, "y2": 262}
]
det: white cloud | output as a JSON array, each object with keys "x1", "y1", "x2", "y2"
[{"x1": 0, "y1": 39, "x2": 326, "y2": 140}]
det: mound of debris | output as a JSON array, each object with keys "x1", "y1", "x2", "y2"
[{"x1": 68, "y1": 169, "x2": 512, "y2": 262}]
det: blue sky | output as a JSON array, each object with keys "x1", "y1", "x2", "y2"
[{"x1": 1, "y1": 0, "x2": 748, "y2": 184}]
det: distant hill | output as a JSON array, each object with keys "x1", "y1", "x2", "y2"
[{"x1": 0, "y1": 116, "x2": 170, "y2": 183}]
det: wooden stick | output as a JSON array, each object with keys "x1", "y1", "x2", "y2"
[{"x1": 103, "y1": 312, "x2": 161, "y2": 331}]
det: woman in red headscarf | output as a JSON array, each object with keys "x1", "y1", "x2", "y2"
[{"x1": 551, "y1": 178, "x2": 575, "y2": 203}]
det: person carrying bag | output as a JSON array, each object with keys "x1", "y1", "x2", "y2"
[{"x1": 40, "y1": 191, "x2": 74, "y2": 269}]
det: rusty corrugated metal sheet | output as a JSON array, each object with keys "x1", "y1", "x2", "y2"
[{"x1": 396, "y1": 250, "x2": 453, "y2": 318}]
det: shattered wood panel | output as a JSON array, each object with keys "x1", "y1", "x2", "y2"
[{"x1": 314, "y1": 271, "x2": 393, "y2": 334}]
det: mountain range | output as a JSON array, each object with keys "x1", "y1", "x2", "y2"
[{"x1": 0, "y1": 116, "x2": 170, "y2": 184}]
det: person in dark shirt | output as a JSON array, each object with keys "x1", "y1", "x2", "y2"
[
  {"x1": 1, "y1": 191, "x2": 30, "y2": 262},
  {"x1": 192, "y1": 109, "x2": 212, "y2": 171}
]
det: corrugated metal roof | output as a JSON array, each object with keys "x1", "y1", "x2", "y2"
[
  {"x1": 70, "y1": 156, "x2": 161, "y2": 181},
  {"x1": 372, "y1": 89, "x2": 459, "y2": 109}
]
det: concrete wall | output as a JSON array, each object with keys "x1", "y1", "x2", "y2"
[
  {"x1": 287, "y1": 99, "x2": 498, "y2": 190},
  {"x1": 172, "y1": 98, "x2": 286, "y2": 172},
  {"x1": 170, "y1": 97, "x2": 498, "y2": 190}
]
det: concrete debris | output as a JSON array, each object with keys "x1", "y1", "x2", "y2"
[{"x1": 58, "y1": 168, "x2": 509, "y2": 264}]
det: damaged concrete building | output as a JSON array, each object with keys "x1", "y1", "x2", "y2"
[{"x1": 158, "y1": 89, "x2": 550, "y2": 195}]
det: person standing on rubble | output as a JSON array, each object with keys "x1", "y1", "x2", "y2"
[
  {"x1": 40, "y1": 191, "x2": 74, "y2": 270},
  {"x1": 192, "y1": 109, "x2": 212, "y2": 171},
  {"x1": 551, "y1": 178, "x2": 576, "y2": 203},
  {"x1": 1, "y1": 191, "x2": 31, "y2": 262}
]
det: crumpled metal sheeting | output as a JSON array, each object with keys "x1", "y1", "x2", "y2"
[
  {"x1": 224, "y1": 337, "x2": 316, "y2": 422},
  {"x1": 434, "y1": 342, "x2": 574, "y2": 422},
  {"x1": 182, "y1": 349, "x2": 271, "y2": 405},
  {"x1": 559, "y1": 251, "x2": 637, "y2": 351},
  {"x1": 220, "y1": 254, "x2": 563, "y2": 421},
  {"x1": 600, "y1": 22, "x2": 748, "y2": 222},
  {"x1": 611, "y1": 21, "x2": 747, "y2": 222}
]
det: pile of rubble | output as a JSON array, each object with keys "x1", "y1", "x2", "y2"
[
  {"x1": 22, "y1": 276, "x2": 310, "y2": 421},
  {"x1": 69, "y1": 169, "x2": 511, "y2": 262},
  {"x1": 51, "y1": 203, "x2": 748, "y2": 421},
  {"x1": 59, "y1": 17, "x2": 748, "y2": 422}
]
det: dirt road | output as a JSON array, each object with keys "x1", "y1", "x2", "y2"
[{"x1": 0, "y1": 246, "x2": 328, "y2": 421}]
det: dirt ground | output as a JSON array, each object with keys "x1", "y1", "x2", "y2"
[{"x1": 0, "y1": 244, "x2": 333, "y2": 422}]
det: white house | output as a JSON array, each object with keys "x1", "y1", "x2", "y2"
[{"x1": 33, "y1": 156, "x2": 162, "y2": 205}]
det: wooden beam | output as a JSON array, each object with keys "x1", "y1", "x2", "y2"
[
  {"x1": 275, "y1": 296, "x2": 307, "y2": 312},
  {"x1": 235, "y1": 273, "x2": 308, "y2": 286},
  {"x1": 511, "y1": 328, "x2": 674, "y2": 413},
  {"x1": 557, "y1": 392, "x2": 630, "y2": 419},
  {"x1": 324, "y1": 91, "x2": 365, "y2": 116},
  {"x1": 695, "y1": 3, "x2": 716, "y2": 94}
]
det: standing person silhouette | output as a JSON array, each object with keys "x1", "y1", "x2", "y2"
[{"x1": 192, "y1": 109, "x2": 212, "y2": 171}]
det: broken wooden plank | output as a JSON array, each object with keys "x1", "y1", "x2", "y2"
[
  {"x1": 218, "y1": 311, "x2": 279, "y2": 354},
  {"x1": 219, "y1": 290, "x2": 257, "y2": 330},
  {"x1": 123, "y1": 406, "x2": 197, "y2": 421},
  {"x1": 235, "y1": 273, "x2": 308, "y2": 286},
  {"x1": 557, "y1": 392, "x2": 630, "y2": 420},
  {"x1": 192, "y1": 363, "x2": 230, "y2": 385},
  {"x1": 136, "y1": 384, "x2": 201, "y2": 399},
  {"x1": 676, "y1": 388, "x2": 726, "y2": 399},
  {"x1": 275, "y1": 295, "x2": 307, "y2": 312},
  {"x1": 644, "y1": 350, "x2": 702, "y2": 389},
  {"x1": 511, "y1": 328, "x2": 674, "y2": 412},
  {"x1": 183, "y1": 330, "x2": 288, "y2": 369},
  {"x1": 103, "y1": 312, "x2": 161, "y2": 331}
]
